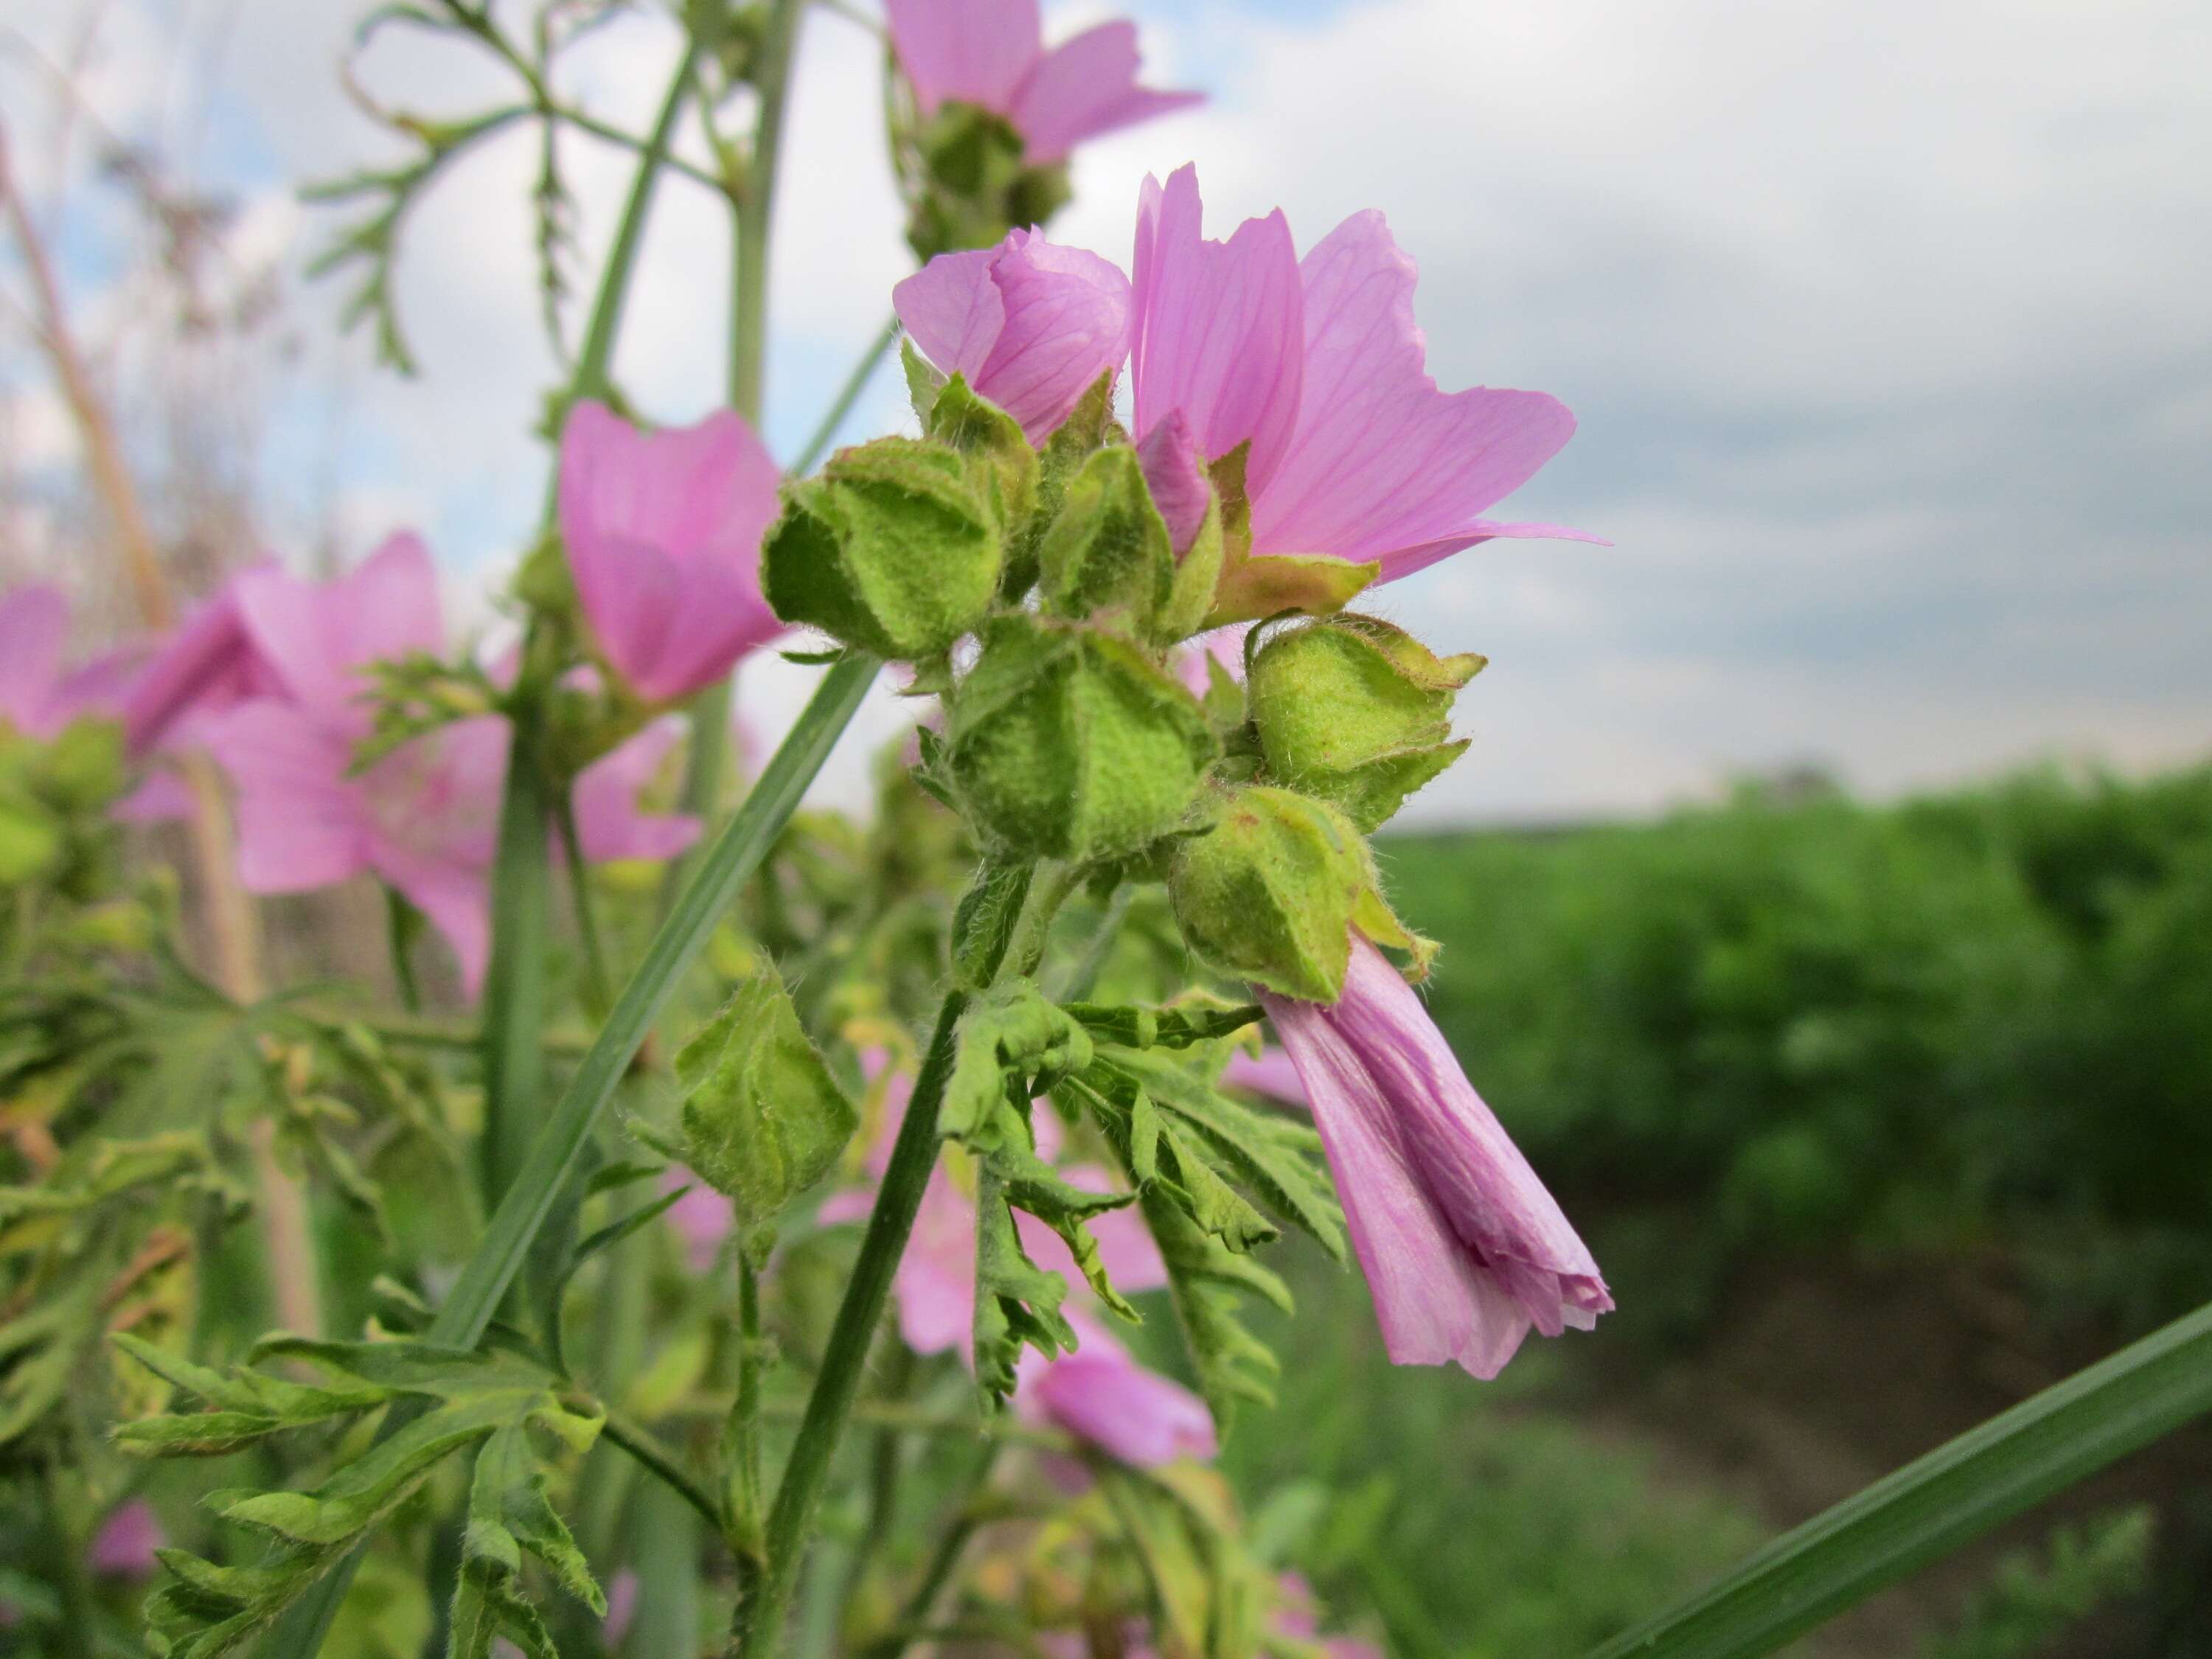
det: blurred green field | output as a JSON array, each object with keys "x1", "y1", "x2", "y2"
[{"x1": 1205, "y1": 762, "x2": 2212, "y2": 1658}]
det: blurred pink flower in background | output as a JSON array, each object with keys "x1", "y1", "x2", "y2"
[
  {"x1": 1129, "y1": 164, "x2": 1590, "y2": 585},
  {"x1": 557, "y1": 402, "x2": 783, "y2": 705},
  {"x1": 0, "y1": 585, "x2": 143, "y2": 740},
  {"x1": 895, "y1": 229, "x2": 1133, "y2": 444},
  {"x1": 820, "y1": 1079, "x2": 1211, "y2": 1467},
  {"x1": 885, "y1": 0, "x2": 1200, "y2": 165},
  {"x1": 1260, "y1": 936, "x2": 1610, "y2": 1379},
  {"x1": 86, "y1": 1499, "x2": 164, "y2": 1579},
  {"x1": 195, "y1": 534, "x2": 696, "y2": 995},
  {"x1": 1222, "y1": 1044, "x2": 1306, "y2": 1107}
]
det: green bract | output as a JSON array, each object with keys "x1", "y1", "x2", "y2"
[
  {"x1": 925, "y1": 372, "x2": 1039, "y2": 535},
  {"x1": 761, "y1": 437, "x2": 1002, "y2": 660},
  {"x1": 1037, "y1": 444, "x2": 1177, "y2": 630},
  {"x1": 1250, "y1": 614, "x2": 1485, "y2": 832},
  {"x1": 947, "y1": 614, "x2": 1217, "y2": 863},
  {"x1": 676, "y1": 968, "x2": 858, "y2": 1254},
  {"x1": 1165, "y1": 784, "x2": 1368, "y2": 1002}
]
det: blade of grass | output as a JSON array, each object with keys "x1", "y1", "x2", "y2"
[{"x1": 1586, "y1": 1297, "x2": 2212, "y2": 1659}]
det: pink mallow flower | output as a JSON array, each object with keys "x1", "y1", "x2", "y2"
[
  {"x1": 821, "y1": 1084, "x2": 1211, "y2": 1467},
  {"x1": 895, "y1": 229, "x2": 1133, "y2": 445},
  {"x1": 1258, "y1": 936, "x2": 1610, "y2": 1380},
  {"x1": 1130, "y1": 164, "x2": 1590, "y2": 586},
  {"x1": 557, "y1": 401, "x2": 784, "y2": 706},
  {"x1": 0, "y1": 585, "x2": 144, "y2": 740},
  {"x1": 87, "y1": 1499, "x2": 165, "y2": 1579},
  {"x1": 886, "y1": 0, "x2": 1200, "y2": 167},
  {"x1": 201, "y1": 537, "x2": 696, "y2": 996}
]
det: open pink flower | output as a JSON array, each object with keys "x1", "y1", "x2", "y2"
[
  {"x1": 232, "y1": 535, "x2": 444, "y2": 731},
  {"x1": 1130, "y1": 164, "x2": 1589, "y2": 586},
  {"x1": 0, "y1": 585, "x2": 142, "y2": 740},
  {"x1": 1259, "y1": 936, "x2": 1610, "y2": 1379},
  {"x1": 886, "y1": 0, "x2": 1200, "y2": 166},
  {"x1": 895, "y1": 229, "x2": 1132, "y2": 444},
  {"x1": 557, "y1": 402, "x2": 783, "y2": 706}
]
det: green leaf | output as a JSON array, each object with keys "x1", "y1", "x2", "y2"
[
  {"x1": 1584, "y1": 1298, "x2": 2212, "y2": 1659},
  {"x1": 941, "y1": 981, "x2": 1093, "y2": 1147},
  {"x1": 950, "y1": 860, "x2": 1034, "y2": 992},
  {"x1": 677, "y1": 967, "x2": 858, "y2": 1253},
  {"x1": 1141, "y1": 1190, "x2": 1289, "y2": 1434},
  {"x1": 900, "y1": 337, "x2": 947, "y2": 426},
  {"x1": 971, "y1": 1155, "x2": 1077, "y2": 1405}
]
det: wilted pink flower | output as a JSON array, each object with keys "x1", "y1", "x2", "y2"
[
  {"x1": 87, "y1": 1499, "x2": 165, "y2": 1579},
  {"x1": 557, "y1": 402, "x2": 783, "y2": 705},
  {"x1": 896, "y1": 230, "x2": 1133, "y2": 444},
  {"x1": 886, "y1": 0, "x2": 1200, "y2": 166},
  {"x1": 1259, "y1": 936, "x2": 1610, "y2": 1379},
  {"x1": 1130, "y1": 164, "x2": 1589, "y2": 586},
  {"x1": 0, "y1": 585, "x2": 142, "y2": 740}
]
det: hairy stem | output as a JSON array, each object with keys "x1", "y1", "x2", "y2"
[{"x1": 602, "y1": 1408, "x2": 727, "y2": 1537}]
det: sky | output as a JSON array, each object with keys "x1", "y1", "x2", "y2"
[{"x1": 4, "y1": 0, "x2": 2208, "y2": 824}]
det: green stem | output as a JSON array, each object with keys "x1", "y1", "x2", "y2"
[
  {"x1": 553, "y1": 793, "x2": 613, "y2": 1019},
  {"x1": 383, "y1": 888, "x2": 422, "y2": 1012},
  {"x1": 723, "y1": 1253, "x2": 768, "y2": 1576},
  {"x1": 603, "y1": 1407, "x2": 727, "y2": 1537},
  {"x1": 260, "y1": 655, "x2": 876, "y2": 1659},
  {"x1": 792, "y1": 312, "x2": 900, "y2": 476},
  {"x1": 479, "y1": 719, "x2": 554, "y2": 1205},
  {"x1": 670, "y1": 0, "x2": 810, "y2": 893},
  {"x1": 734, "y1": 860, "x2": 1065, "y2": 1656}
]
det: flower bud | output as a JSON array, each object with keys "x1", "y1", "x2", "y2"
[
  {"x1": 1036, "y1": 445, "x2": 1175, "y2": 629},
  {"x1": 947, "y1": 614, "x2": 1214, "y2": 863},
  {"x1": 1166, "y1": 784, "x2": 1367, "y2": 1002},
  {"x1": 762, "y1": 437, "x2": 1003, "y2": 660},
  {"x1": 925, "y1": 373, "x2": 1039, "y2": 535},
  {"x1": 1249, "y1": 616, "x2": 1484, "y2": 832}
]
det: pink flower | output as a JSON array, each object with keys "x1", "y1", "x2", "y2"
[
  {"x1": 1021, "y1": 1304, "x2": 1215, "y2": 1467},
  {"x1": 1222, "y1": 1045, "x2": 1305, "y2": 1107},
  {"x1": 1258, "y1": 936, "x2": 1610, "y2": 1379},
  {"x1": 87, "y1": 1499, "x2": 165, "y2": 1579},
  {"x1": 663, "y1": 1169, "x2": 733, "y2": 1273},
  {"x1": 602, "y1": 1570, "x2": 639, "y2": 1649},
  {"x1": 1130, "y1": 164, "x2": 1590, "y2": 586},
  {"x1": 567, "y1": 717, "x2": 700, "y2": 864},
  {"x1": 821, "y1": 1084, "x2": 1207, "y2": 1466},
  {"x1": 1274, "y1": 1573, "x2": 1382, "y2": 1659},
  {"x1": 119, "y1": 581, "x2": 271, "y2": 757},
  {"x1": 231, "y1": 535, "x2": 445, "y2": 731},
  {"x1": 895, "y1": 229, "x2": 1133, "y2": 444},
  {"x1": 886, "y1": 0, "x2": 1200, "y2": 167},
  {"x1": 557, "y1": 402, "x2": 784, "y2": 706},
  {"x1": 0, "y1": 585, "x2": 142, "y2": 740}
]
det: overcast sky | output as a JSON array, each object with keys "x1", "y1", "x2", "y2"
[{"x1": 5, "y1": 0, "x2": 2208, "y2": 822}]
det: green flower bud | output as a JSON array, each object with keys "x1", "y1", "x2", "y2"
[
  {"x1": 1250, "y1": 615, "x2": 1485, "y2": 832},
  {"x1": 762, "y1": 437, "x2": 1003, "y2": 660},
  {"x1": 1037, "y1": 444, "x2": 1175, "y2": 630},
  {"x1": 947, "y1": 614, "x2": 1215, "y2": 863},
  {"x1": 926, "y1": 372, "x2": 1039, "y2": 535},
  {"x1": 1165, "y1": 785, "x2": 1367, "y2": 1002}
]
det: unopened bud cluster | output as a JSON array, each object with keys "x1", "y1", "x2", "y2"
[{"x1": 759, "y1": 364, "x2": 1487, "y2": 1003}]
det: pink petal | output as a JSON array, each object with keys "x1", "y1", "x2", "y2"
[
  {"x1": 1030, "y1": 1341, "x2": 1216, "y2": 1466},
  {"x1": 1223, "y1": 1046, "x2": 1307, "y2": 1107},
  {"x1": 662, "y1": 1169, "x2": 731, "y2": 1272},
  {"x1": 0, "y1": 585, "x2": 69, "y2": 736},
  {"x1": 569, "y1": 717, "x2": 700, "y2": 864},
  {"x1": 234, "y1": 535, "x2": 443, "y2": 729},
  {"x1": 1250, "y1": 211, "x2": 1582, "y2": 577},
  {"x1": 371, "y1": 838, "x2": 493, "y2": 1000},
  {"x1": 884, "y1": 0, "x2": 1042, "y2": 118},
  {"x1": 199, "y1": 700, "x2": 368, "y2": 892},
  {"x1": 1130, "y1": 166, "x2": 1305, "y2": 497},
  {"x1": 121, "y1": 577, "x2": 276, "y2": 757},
  {"x1": 1007, "y1": 23, "x2": 1203, "y2": 165},
  {"x1": 558, "y1": 403, "x2": 783, "y2": 703},
  {"x1": 897, "y1": 234, "x2": 1132, "y2": 445},
  {"x1": 896, "y1": 1163, "x2": 979, "y2": 1356},
  {"x1": 1134, "y1": 410, "x2": 1210, "y2": 554},
  {"x1": 111, "y1": 768, "x2": 197, "y2": 825},
  {"x1": 52, "y1": 644, "x2": 148, "y2": 728}
]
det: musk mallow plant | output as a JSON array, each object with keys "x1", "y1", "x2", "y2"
[{"x1": 10, "y1": 4, "x2": 2212, "y2": 1659}]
